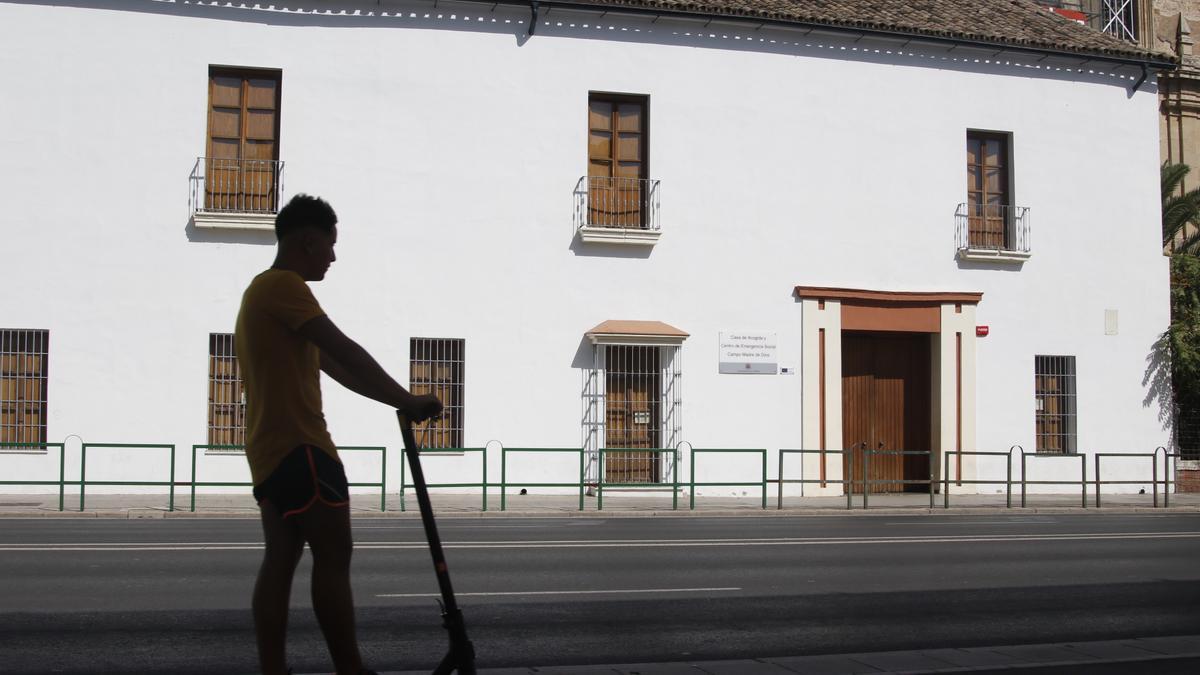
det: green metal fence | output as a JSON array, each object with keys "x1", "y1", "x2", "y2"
[
  {"x1": 0, "y1": 442, "x2": 67, "y2": 511},
  {"x1": 1020, "y1": 449, "x2": 1088, "y2": 508},
  {"x1": 775, "y1": 448, "x2": 854, "y2": 510},
  {"x1": 942, "y1": 449, "x2": 1015, "y2": 508},
  {"x1": 1093, "y1": 452, "x2": 1159, "y2": 508},
  {"x1": 689, "y1": 448, "x2": 767, "y2": 509},
  {"x1": 400, "y1": 447, "x2": 487, "y2": 512},
  {"x1": 79, "y1": 443, "x2": 177, "y2": 512},
  {"x1": 596, "y1": 448, "x2": 680, "y2": 510},
  {"x1": 500, "y1": 447, "x2": 585, "y2": 511},
  {"x1": 1, "y1": 439, "x2": 1190, "y2": 513},
  {"x1": 188, "y1": 445, "x2": 388, "y2": 512}
]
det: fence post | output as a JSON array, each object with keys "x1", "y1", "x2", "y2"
[
  {"x1": 380, "y1": 446, "x2": 387, "y2": 512},
  {"x1": 761, "y1": 449, "x2": 767, "y2": 509},
  {"x1": 1095, "y1": 454, "x2": 1101, "y2": 508},
  {"x1": 689, "y1": 447, "x2": 696, "y2": 511},
  {"x1": 862, "y1": 449, "x2": 870, "y2": 510},
  {"x1": 500, "y1": 446, "x2": 507, "y2": 511},
  {"x1": 777, "y1": 449, "x2": 785, "y2": 510},
  {"x1": 79, "y1": 444, "x2": 87, "y2": 512},
  {"x1": 943, "y1": 451, "x2": 951, "y2": 509},
  {"x1": 1080, "y1": 454, "x2": 1087, "y2": 509},
  {"x1": 672, "y1": 446, "x2": 680, "y2": 511},
  {"x1": 1155, "y1": 446, "x2": 1167, "y2": 508},
  {"x1": 58, "y1": 443, "x2": 66, "y2": 512},
  {"x1": 1020, "y1": 448, "x2": 1027, "y2": 508},
  {"x1": 579, "y1": 447, "x2": 586, "y2": 512},
  {"x1": 927, "y1": 449, "x2": 934, "y2": 509}
]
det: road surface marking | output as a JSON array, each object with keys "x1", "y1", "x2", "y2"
[{"x1": 377, "y1": 587, "x2": 741, "y2": 598}]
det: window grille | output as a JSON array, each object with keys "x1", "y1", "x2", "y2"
[
  {"x1": 409, "y1": 338, "x2": 465, "y2": 449},
  {"x1": 1097, "y1": 0, "x2": 1139, "y2": 43},
  {"x1": 1035, "y1": 355, "x2": 1077, "y2": 454},
  {"x1": 208, "y1": 333, "x2": 246, "y2": 448},
  {"x1": 583, "y1": 344, "x2": 682, "y2": 484},
  {"x1": 0, "y1": 329, "x2": 48, "y2": 449}
]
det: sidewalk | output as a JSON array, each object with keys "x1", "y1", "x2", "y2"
[
  {"x1": 358, "y1": 634, "x2": 1200, "y2": 674},
  {"x1": 2, "y1": 490, "x2": 1198, "y2": 517}
]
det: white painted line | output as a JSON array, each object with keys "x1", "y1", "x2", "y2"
[
  {"x1": 2, "y1": 531, "x2": 1197, "y2": 552},
  {"x1": 377, "y1": 587, "x2": 741, "y2": 598}
]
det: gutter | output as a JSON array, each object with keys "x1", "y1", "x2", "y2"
[{"x1": 503, "y1": 0, "x2": 1175, "y2": 70}]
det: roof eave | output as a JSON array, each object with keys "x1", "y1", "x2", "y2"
[{"x1": 511, "y1": 0, "x2": 1176, "y2": 70}]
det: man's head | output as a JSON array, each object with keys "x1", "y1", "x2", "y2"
[{"x1": 274, "y1": 194, "x2": 338, "y2": 281}]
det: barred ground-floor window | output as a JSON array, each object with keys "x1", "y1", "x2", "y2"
[
  {"x1": 1035, "y1": 355, "x2": 1076, "y2": 454},
  {"x1": 0, "y1": 329, "x2": 49, "y2": 448},
  {"x1": 208, "y1": 333, "x2": 245, "y2": 447},
  {"x1": 409, "y1": 338, "x2": 465, "y2": 449},
  {"x1": 583, "y1": 321, "x2": 688, "y2": 485}
]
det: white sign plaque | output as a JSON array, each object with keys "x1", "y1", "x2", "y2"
[{"x1": 719, "y1": 331, "x2": 778, "y2": 374}]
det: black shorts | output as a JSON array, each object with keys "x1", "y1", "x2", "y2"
[{"x1": 252, "y1": 445, "x2": 349, "y2": 518}]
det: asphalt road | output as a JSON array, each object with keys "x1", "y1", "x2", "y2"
[{"x1": 0, "y1": 513, "x2": 1198, "y2": 673}]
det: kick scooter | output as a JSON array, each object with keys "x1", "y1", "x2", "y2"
[{"x1": 397, "y1": 410, "x2": 477, "y2": 674}]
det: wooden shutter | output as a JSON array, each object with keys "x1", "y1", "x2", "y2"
[
  {"x1": 588, "y1": 95, "x2": 646, "y2": 228},
  {"x1": 966, "y1": 132, "x2": 1009, "y2": 249},
  {"x1": 206, "y1": 68, "x2": 281, "y2": 212}
]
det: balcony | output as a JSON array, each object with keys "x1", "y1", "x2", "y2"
[
  {"x1": 955, "y1": 202, "x2": 1031, "y2": 263},
  {"x1": 574, "y1": 176, "x2": 661, "y2": 245},
  {"x1": 189, "y1": 157, "x2": 284, "y2": 230}
]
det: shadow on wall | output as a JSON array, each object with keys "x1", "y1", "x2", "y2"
[
  {"x1": 30, "y1": 0, "x2": 1149, "y2": 90},
  {"x1": 184, "y1": 217, "x2": 276, "y2": 246},
  {"x1": 568, "y1": 232, "x2": 654, "y2": 259},
  {"x1": 1143, "y1": 332, "x2": 1176, "y2": 448}
]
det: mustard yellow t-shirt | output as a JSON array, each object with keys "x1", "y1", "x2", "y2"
[{"x1": 235, "y1": 268, "x2": 338, "y2": 485}]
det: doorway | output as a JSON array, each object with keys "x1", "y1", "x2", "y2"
[{"x1": 842, "y1": 332, "x2": 932, "y2": 494}]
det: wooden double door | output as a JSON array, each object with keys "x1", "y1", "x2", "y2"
[{"x1": 842, "y1": 332, "x2": 932, "y2": 494}]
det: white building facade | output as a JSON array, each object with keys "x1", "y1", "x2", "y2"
[{"x1": 0, "y1": 0, "x2": 1177, "y2": 501}]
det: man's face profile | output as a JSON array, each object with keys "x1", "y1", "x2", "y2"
[{"x1": 303, "y1": 224, "x2": 337, "y2": 281}]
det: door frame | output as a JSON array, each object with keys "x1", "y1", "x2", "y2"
[{"x1": 796, "y1": 287, "x2": 982, "y2": 496}]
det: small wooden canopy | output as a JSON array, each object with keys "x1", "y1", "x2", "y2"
[{"x1": 586, "y1": 320, "x2": 690, "y2": 345}]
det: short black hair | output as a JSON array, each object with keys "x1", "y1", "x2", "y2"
[{"x1": 275, "y1": 194, "x2": 337, "y2": 240}]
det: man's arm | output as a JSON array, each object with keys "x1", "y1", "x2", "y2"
[{"x1": 299, "y1": 315, "x2": 442, "y2": 421}]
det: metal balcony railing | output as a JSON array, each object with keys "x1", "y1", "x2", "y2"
[
  {"x1": 190, "y1": 157, "x2": 284, "y2": 215},
  {"x1": 955, "y1": 202, "x2": 1030, "y2": 255},
  {"x1": 574, "y1": 176, "x2": 661, "y2": 232}
]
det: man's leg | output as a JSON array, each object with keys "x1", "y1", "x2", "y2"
[
  {"x1": 297, "y1": 500, "x2": 363, "y2": 675},
  {"x1": 254, "y1": 500, "x2": 305, "y2": 675}
]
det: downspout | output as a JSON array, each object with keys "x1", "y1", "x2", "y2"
[{"x1": 528, "y1": 0, "x2": 539, "y2": 36}]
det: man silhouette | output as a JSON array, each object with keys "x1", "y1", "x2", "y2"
[{"x1": 235, "y1": 194, "x2": 441, "y2": 675}]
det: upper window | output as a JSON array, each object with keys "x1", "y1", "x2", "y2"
[
  {"x1": 203, "y1": 67, "x2": 282, "y2": 214},
  {"x1": 0, "y1": 329, "x2": 48, "y2": 448},
  {"x1": 1035, "y1": 355, "x2": 1077, "y2": 454},
  {"x1": 966, "y1": 131, "x2": 1011, "y2": 249},
  {"x1": 587, "y1": 93, "x2": 648, "y2": 229},
  {"x1": 409, "y1": 338, "x2": 465, "y2": 449},
  {"x1": 959, "y1": 131, "x2": 1029, "y2": 260},
  {"x1": 208, "y1": 333, "x2": 246, "y2": 447}
]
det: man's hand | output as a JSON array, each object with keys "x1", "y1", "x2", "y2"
[{"x1": 403, "y1": 393, "x2": 443, "y2": 423}]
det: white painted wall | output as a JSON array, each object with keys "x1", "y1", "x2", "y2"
[{"x1": 0, "y1": 1, "x2": 1171, "y2": 499}]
